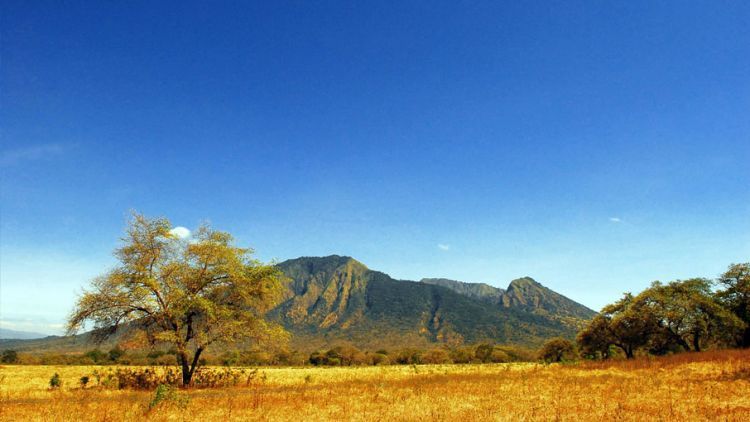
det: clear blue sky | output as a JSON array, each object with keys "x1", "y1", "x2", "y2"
[{"x1": 2, "y1": 1, "x2": 749, "y2": 335}]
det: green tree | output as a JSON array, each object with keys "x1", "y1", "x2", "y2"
[
  {"x1": 68, "y1": 213, "x2": 286, "y2": 386},
  {"x1": 576, "y1": 315, "x2": 614, "y2": 359},
  {"x1": 538, "y1": 337, "x2": 576, "y2": 363},
  {"x1": 474, "y1": 343, "x2": 494, "y2": 363},
  {"x1": 601, "y1": 293, "x2": 658, "y2": 359},
  {"x1": 634, "y1": 279, "x2": 744, "y2": 352},
  {"x1": 1, "y1": 349, "x2": 18, "y2": 364},
  {"x1": 108, "y1": 346, "x2": 125, "y2": 362},
  {"x1": 716, "y1": 263, "x2": 750, "y2": 347}
]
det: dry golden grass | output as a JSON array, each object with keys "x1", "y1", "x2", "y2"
[{"x1": 1, "y1": 349, "x2": 749, "y2": 421}]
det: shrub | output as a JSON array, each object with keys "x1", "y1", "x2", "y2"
[
  {"x1": 371, "y1": 352, "x2": 390, "y2": 365},
  {"x1": 422, "y1": 348, "x2": 451, "y2": 364},
  {"x1": 538, "y1": 338, "x2": 577, "y2": 363},
  {"x1": 108, "y1": 347, "x2": 125, "y2": 362},
  {"x1": 79, "y1": 376, "x2": 90, "y2": 388},
  {"x1": 49, "y1": 373, "x2": 62, "y2": 389},
  {"x1": 148, "y1": 384, "x2": 189, "y2": 410},
  {"x1": 1, "y1": 349, "x2": 18, "y2": 364}
]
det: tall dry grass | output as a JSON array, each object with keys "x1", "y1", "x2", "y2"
[{"x1": 1, "y1": 349, "x2": 749, "y2": 421}]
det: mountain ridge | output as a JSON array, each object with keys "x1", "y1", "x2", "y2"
[{"x1": 2, "y1": 255, "x2": 595, "y2": 352}]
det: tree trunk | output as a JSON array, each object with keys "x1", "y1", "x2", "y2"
[
  {"x1": 179, "y1": 352, "x2": 191, "y2": 387},
  {"x1": 625, "y1": 347, "x2": 634, "y2": 359},
  {"x1": 692, "y1": 334, "x2": 701, "y2": 352}
]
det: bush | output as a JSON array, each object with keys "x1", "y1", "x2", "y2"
[
  {"x1": 49, "y1": 373, "x2": 62, "y2": 389},
  {"x1": 371, "y1": 352, "x2": 390, "y2": 365},
  {"x1": 148, "y1": 384, "x2": 189, "y2": 410},
  {"x1": 1, "y1": 349, "x2": 18, "y2": 364},
  {"x1": 538, "y1": 338, "x2": 577, "y2": 363},
  {"x1": 79, "y1": 376, "x2": 90, "y2": 388},
  {"x1": 422, "y1": 348, "x2": 451, "y2": 364},
  {"x1": 108, "y1": 347, "x2": 125, "y2": 362}
]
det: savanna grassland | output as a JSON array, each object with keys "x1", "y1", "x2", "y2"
[{"x1": 1, "y1": 349, "x2": 749, "y2": 421}]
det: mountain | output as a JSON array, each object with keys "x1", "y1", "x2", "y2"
[
  {"x1": 421, "y1": 276, "x2": 596, "y2": 322},
  {"x1": 3, "y1": 255, "x2": 595, "y2": 353},
  {"x1": 0, "y1": 328, "x2": 49, "y2": 340},
  {"x1": 419, "y1": 278, "x2": 503, "y2": 303},
  {"x1": 273, "y1": 256, "x2": 594, "y2": 350}
]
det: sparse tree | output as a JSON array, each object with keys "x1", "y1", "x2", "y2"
[
  {"x1": 67, "y1": 213, "x2": 286, "y2": 386},
  {"x1": 716, "y1": 263, "x2": 750, "y2": 347}
]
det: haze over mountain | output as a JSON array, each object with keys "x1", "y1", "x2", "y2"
[{"x1": 0, "y1": 328, "x2": 48, "y2": 340}]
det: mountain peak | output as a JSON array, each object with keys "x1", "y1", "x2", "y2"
[{"x1": 508, "y1": 277, "x2": 541, "y2": 288}]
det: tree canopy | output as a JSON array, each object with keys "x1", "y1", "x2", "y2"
[
  {"x1": 68, "y1": 213, "x2": 287, "y2": 385},
  {"x1": 577, "y1": 269, "x2": 747, "y2": 360}
]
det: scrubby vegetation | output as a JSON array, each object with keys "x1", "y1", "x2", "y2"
[{"x1": 1, "y1": 350, "x2": 749, "y2": 420}]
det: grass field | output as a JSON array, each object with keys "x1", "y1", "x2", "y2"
[{"x1": 1, "y1": 350, "x2": 749, "y2": 421}]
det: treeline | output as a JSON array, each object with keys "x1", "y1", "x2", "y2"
[
  {"x1": 1, "y1": 343, "x2": 537, "y2": 367},
  {"x1": 557, "y1": 262, "x2": 749, "y2": 361}
]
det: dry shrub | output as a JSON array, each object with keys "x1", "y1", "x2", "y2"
[{"x1": 86, "y1": 366, "x2": 257, "y2": 390}]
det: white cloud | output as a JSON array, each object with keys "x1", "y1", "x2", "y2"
[
  {"x1": 609, "y1": 217, "x2": 622, "y2": 223},
  {"x1": 170, "y1": 226, "x2": 191, "y2": 239},
  {"x1": 0, "y1": 143, "x2": 67, "y2": 167},
  {"x1": 437, "y1": 243, "x2": 450, "y2": 251}
]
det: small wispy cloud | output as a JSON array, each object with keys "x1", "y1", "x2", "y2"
[
  {"x1": 437, "y1": 243, "x2": 450, "y2": 251},
  {"x1": 609, "y1": 217, "x2": 622, "y2": 223},
  {"x1": 169, "y1": 226, "x2": 191, "y2": 239},
  {"x1": 0, "y1": 143, "x2": 67, "y2": 167}
]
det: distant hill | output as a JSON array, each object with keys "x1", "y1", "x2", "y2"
[
  {"x1": 0, "y1": 328, "x2": 49, "y2": 340},
  {"x1": 3, "y1": 255, "x2": 596, "y2": 353},
  {"x1": 273, "y1": 256, "x2": 594, "y2": 350},
  {"x1": 421, "y1": 276, "x2": 596, "y2": 321}
]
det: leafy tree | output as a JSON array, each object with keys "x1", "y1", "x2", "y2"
[
  {"x1": 604, "y1": 293, "x2": 664, "y2": 358},
  {"x1": 716, "y1": 263, "x2": 750, "y2": 347},
  {"x1": 67, "y1": 213, "x2": 286, "y2": 386},
  {"x1": 474, "y1": 343, "x2": 494, "y2": 363},
  {"x1": 634, "y1": 279, "x2": 744, "y2": 352},
  {"x1": 538, "y1": 337, "x2": 576, "y2": 363},
  {"x1": 84, "y1": 349, "x2": 106, "y2": 364},
  {"x1": 422, "y1": 348, "x2": 451, "y2": 364},
  {"x1": 108, "y1": 346, "x2": 125, "y2": 362},
  {"x1": 576, "y1": 315, "x2": 614, "y2": 359},
  {"x1": 1, "y1": 349, "x2": 18, "y2": 364}
]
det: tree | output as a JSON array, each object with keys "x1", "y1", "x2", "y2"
[
  {"x1": 538, "y1": 338, "x2": 576, "y2": 363},
  {"x1": 634, "y1": 279, "x2": 744, "y2": 352},
  {"x1": 1, "y1": 349, "x2": 18, "y2": 364},
  {"x1": 576, "y1": 315, "x2": 614, "y2": 359},
  {"x1": 68, "y1": 213, "x2": 286, "y2": 386},
  {"x1": 474, "y1": 343, "x2": 494, "y2": 363},
  {"x1": 716, "y1": 263, "x2": 750, "y2": 347},
  {"x1": 600, "y1": 293, "x2": 658, "y2": 359}
]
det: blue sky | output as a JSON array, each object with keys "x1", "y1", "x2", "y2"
[{"x1": 2, "y1": 1, "x2": 749, "y2": 335}]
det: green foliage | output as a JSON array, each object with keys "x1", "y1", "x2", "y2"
[
  {"x1": 49, "y1": 373, "x2": 62, "y2": 389},
  {"x1": 79, "y1": 376, "x2": 90, "y2": 388},
  {"x1": 108, "y1": 347, "x2": 125, "y2": 362},
  {"x1": 67, "y1": 212, "x2": 286, "y2": 386},
  {"x1": 84, "y1": 349, "x2": 106, "y2": 364},
  {"x1": 148, "y1": 384, "x2": 190, "y2": 410},
  {"x1": 538, "y1": 338, "x2": 576, "y2": 363},
  {"x1": 716, "y1": 263, "x2": 750, "y2": 347},
  {"x1": 578, "y1": 272, "x2": 748, "y2": 360},
  {"x1": 1, "y1": 349, "x2": 18, "y2": 364}
]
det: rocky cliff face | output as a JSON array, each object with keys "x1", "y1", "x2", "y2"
[{"x1": 272, "y1": 256, "x2": 594, "y2": 349}]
